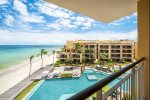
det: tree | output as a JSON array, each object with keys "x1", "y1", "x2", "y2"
[
  {"x1": 38, "y1": 49, "x2": 48, "y2": 69},
  {"x1": 66, "y1": 53, "x2": 73, "y2": 65},
  {"x1": 52, "y1": 50, "x2": 56, "y2": 65},
  {"x1": 107, "y1": 59, "x2": 113, "y2": 67},
  {"x1": 75, "y1": 43, "x2": 81, "y2": 53},
  {"x1": 95, "y1": 60, "x2": 100, "y2": 65},
  {"x1": 66, "y1": 58, "x2": 73, "y2": 65},
  {"x1": 82, "y1": 56, "x2": 87, "y2": 64},
  {"x1": 91, "y1": 54, "x2": 95, "y2": 64},
  {"x1": 119, "y1": 59, "x2": 126, "y2": 63},
  {"x1": 29, "y1": 55, "x2": 34, "y2": 76},
  {"x1": 99, "y1": 52, "x2": 108, "y2": 59},
  {"x1": 89, "y1": 48, "x2": 94, "y2": 53},
  {"x1": 99, "y1": 52, "x2": 108, "y2": 65},
  {"x1": 85, "y1": 48, "x2": 94, "y2": 53}
]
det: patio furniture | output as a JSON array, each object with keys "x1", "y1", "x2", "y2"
[
  {"x1": 52, "y1": 70, "x2": 60, "y2": 78},
  {"x1": 96, "y1": 65, "x2": 101, "y2": 70},
  {"x1": 42, "y1": 71, "x2": 49, "y2": 78},
  {"x1": 101, "y1": 66, "x2": 109, "y2": 72}
]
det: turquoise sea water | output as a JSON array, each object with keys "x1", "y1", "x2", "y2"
[
  {"x1": 29, "y1": 70, "x2": 121, "y2": 100},
  {"x1": 0, "y1": 45, "x2": 61, "y2": 70}
]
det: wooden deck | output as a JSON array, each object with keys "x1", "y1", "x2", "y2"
[{"x1": 0, "y1": 66, "x2": 52, "y2": 100}]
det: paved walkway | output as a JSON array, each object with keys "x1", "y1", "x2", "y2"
[{"x1": 0, "y1": 66, "x2": 52, "y2": 100}]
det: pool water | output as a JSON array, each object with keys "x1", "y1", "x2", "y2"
[{"x1": 29, "y1": 70, "x2": 121, "y2": 100}]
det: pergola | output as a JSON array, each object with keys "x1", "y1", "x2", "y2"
[{"x1": 46, "y1": 0, "x2": 149, "y2": 99}]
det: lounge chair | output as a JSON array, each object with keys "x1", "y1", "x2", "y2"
[
  {"x1": 96, "y1": 65, "x2": 101, "y2": 70},
  {"x1": 72, "y1": 72, "x2": 76, "y2": 76},
  {"x1": 75, "y1": 72, "x2": 78, "y2": 76}
]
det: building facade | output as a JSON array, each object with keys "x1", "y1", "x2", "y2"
[{"x1": 59, "y1": 40, "x2": 137, "y2": 63}]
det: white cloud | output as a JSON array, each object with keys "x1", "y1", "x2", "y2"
[
  {"x1": 13, "y1": 0, "x2": 45, "y2": 23},
  {"x1": 73, "y1": 16, "x2": 94, "y2": 28},
  {"x1": 0, "y1": 30, "x2": 137, "y2": 45},
  {"x1": 21, "y1": 14, "x2": 45, "y2": 23},
  {"x1": 0, "y1": 0, "x2": 8, "y2": 5},
  {"x1": 36, "y1": 2, "x2": 71, "y2": 18},
  {"x1": 47, "y1": 23, "x2": 61, "y2": 30},
  {"x1": 108, "y1": 22, "x2": 124, "y2": 26},
  {"x1": 109, "y1": 12, "x2": 137, "y2": 25},
  {"x1": 36, "y1": 1, "x2": 95, "y2": 30},
  {"x1": 4, "y1": 15, "x2": 14, "y2": 27},
  {"x1": 13, "y1": 0, "x2": 28, "y2": 16},
  {"x1": 47, "y1": 18, "x2": 77, "y2": 30}
]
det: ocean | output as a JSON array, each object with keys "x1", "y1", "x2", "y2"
[{"x1": 0, "y1": 45, "x2": 62, "y2": 70}]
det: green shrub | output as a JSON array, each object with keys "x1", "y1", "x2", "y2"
[
  {"x1": 15, "y1": 81, "x2": 39, "y2": 100},
  {"x1": 114, "y1": 69, "x2": 120, "y2": 73},
  {"x1": 102, "y1": 85, "x2": 111, "y2": 93},
  {"x1": 66, "y1": 59, "x2": 73, "y2": 65},
  {"x1": 61, "y1": 73, "x2": 72, "y2": 78},
  {"x1": 54, "y1": 60, "x2": 62, "y2": 66}
]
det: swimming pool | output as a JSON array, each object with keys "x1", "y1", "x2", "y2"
[{"x1": 27, "y1": 70, "x2": 121, "y2": 100}]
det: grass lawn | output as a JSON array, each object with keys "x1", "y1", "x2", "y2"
[
  {"x1": 61, "y1": 73, "x2": 72, "y2": 78},
  {"x1": 86, "y1": 85, "x2": 111, "y2": 100},
  {"x1": 15, "y1": 80, "x2": 39, "y2": 100},
  {"x1": 102, "y1": 85, "x2": 111, "y2": 93}
]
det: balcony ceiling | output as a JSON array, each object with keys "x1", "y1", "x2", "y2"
[{"x1": 46, "y1": 0, "x2": 137, "y2": 23}]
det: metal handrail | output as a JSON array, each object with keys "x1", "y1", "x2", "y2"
[
  {"x1": 102, "y1": 72, "x2": 134, "y2": 99},
  {"x1": 68, "y1": 57, "x2": 145, "y2": 100}
]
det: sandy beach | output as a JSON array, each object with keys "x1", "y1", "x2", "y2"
[{"x1": 0, "y1": 54, "x2": 57, "y2": 95}]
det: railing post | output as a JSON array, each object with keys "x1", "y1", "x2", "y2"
[
  {"x1": 138, "y1": 62, "x2": 145, "y2": 100},
  {"x1": 97, "y1": 90, "x2": 102, "y2": 100},
  {"x1": 131, "y1": 67, "x2": 136, "y2": 100}
]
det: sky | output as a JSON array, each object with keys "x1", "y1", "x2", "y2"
[{"x1": 0, "y1": 0, "x2": 137, "y2": 45}]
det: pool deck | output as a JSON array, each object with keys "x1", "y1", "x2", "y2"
[{"x1": 0, "y1": 66, "x2": 53, "y2": 100}]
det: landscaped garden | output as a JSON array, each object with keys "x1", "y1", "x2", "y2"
[{"x1": 15, "y1": 81, "x2": 39, "y2": 100}]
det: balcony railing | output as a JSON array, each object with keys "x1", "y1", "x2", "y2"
[
  {"x1": 123, "y1": 50, "x2": 132, "y2": 53},
  {"x1": 111, "y1": 50, "x2": 120, "y2": 53},
  {"x1": 68, "y1": 57, "x2": 145, "y2": 100},
  {"x1": 60, "y1": 55, "x2": 67, "y2": 58},
  {"x1": 123, "y1": 46, "x2": 132, "y2": 50},
  {"x1": 100, "y1": 50, "x2": 109, "y2": 53},
  {"x1": 111, "y1": 54, "x2": 120, "y2": 58},
  {"x1": 111, "y1": 47, "x2": 120, "y2": 50},
  {"x1": 72, "y1": 55, "x2": 80, "y2": 58}
]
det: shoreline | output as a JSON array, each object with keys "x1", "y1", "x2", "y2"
[
  {"x1": 0, "y1": 54, "x2": 53, "y2": 76},
  {"x1": 0, "y1": 54, "x2": 57, "y2": 95}
]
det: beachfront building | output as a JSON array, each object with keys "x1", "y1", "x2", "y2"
[{"x1": 59, "y1": 40, "x2": 136, "y2": 63}]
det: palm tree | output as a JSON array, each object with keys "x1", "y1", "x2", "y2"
[
  {"x1": 74, "y1": 43, "x2": 81, "y2": 64},
  {"x1": 88, "y1": 48, "x2": 94, "y2": 53},
  {"x1": 39, "y1": 49, "x2": 48, "y2": 69},
  {"x1": 99, "y1": 52, "x2": 108, "y2": 59},
  {"x1": 29, "y1": 55, "x2": 34, "y2": 76},
  {"x1": 75, "y1": 43, "x2": 81, "y2": 53},
  {"x1": 99, "y1": 52, "x2": 108, "y2": 65},
  {"x1": 52, "y1": 50, "x2": 55, "y2": 65},
  {"x1": 68, "y1": 52, "x2": 73, "y2": 65},
  {"x1": 82, "y1": 55, "x2": 86, "y2": 64},
  {"x1": 107, "y1": 59, "x2": 113, "y2": 67},
  {"x1": 91, "y1": 54, "x2": 95, "y2": 63}
]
